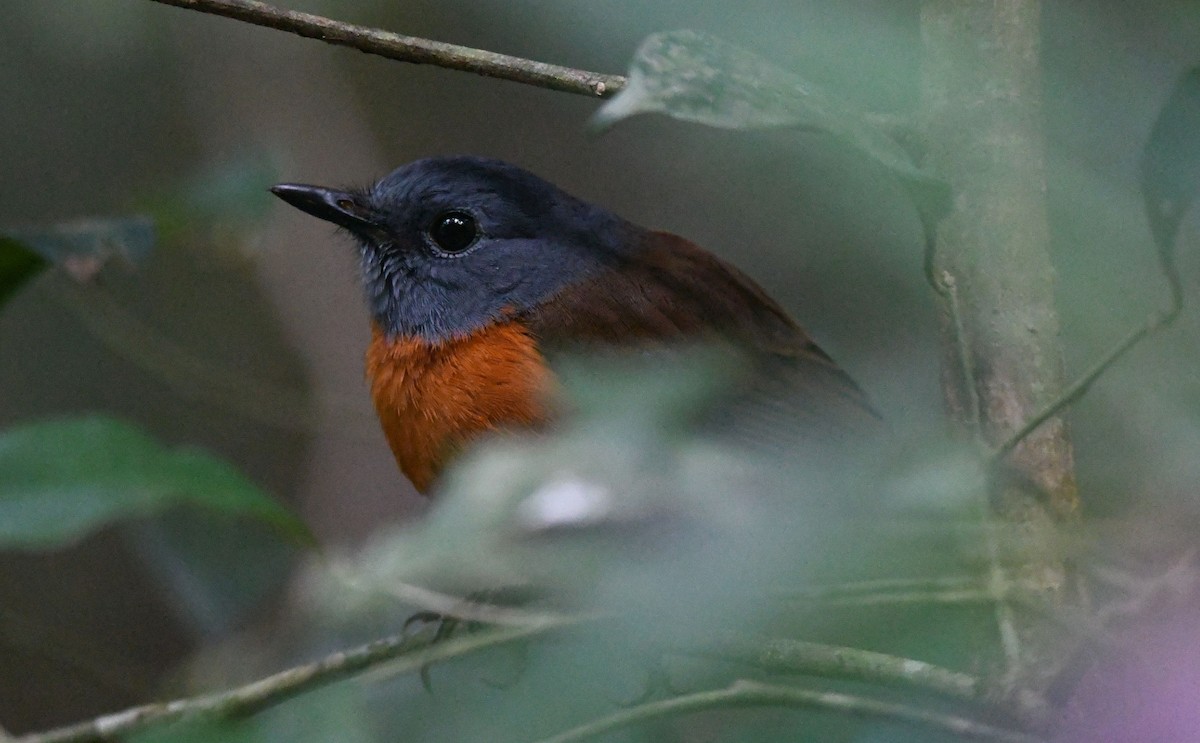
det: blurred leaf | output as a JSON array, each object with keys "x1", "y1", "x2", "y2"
[
  {"x1": 594, "y1": 30, "x2": 948, "y2": 219},
  {"x1": 313, "y1": 351, "x2": 887, "y2": 644},
  {"x1": 0, "y1": 236, "x2": 48, "y2": 308},
  {"x1": 0, "y1": 416, "x2": 312, "y2": 550},
  {"x1": 1142, "y1": 64, "x2": 1200, "y2": 300},
  {"x1": 2, "y1": 216, "x2": 155, "y2": 283}
]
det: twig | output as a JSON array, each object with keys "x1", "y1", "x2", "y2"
[
  {"x1": 533, "y1": 679, "x2": 1043, "y2": 743},
  {"x1": 685, "y1": 633, "x2": 980, "y2": 700},
  {"x1": 942, "y1": 272, "x2": 985, "y2": 442},
  {"x1": 146, "y1": 0, "x2": 625, "y2": 98},
  {"x1": 937, "y1": 269, "x2": 1022, "y2": 683},
  {"x1": 682, "y1": 632, "x2": 1050, "y2": 724},
  {"x1": 776, "y1": 576, "x2": 979, "y2": 599},
  {"x1": 330, "y1": 563, "x2": 575, "y2": 628},
  {"x1": 775, "y1": 576, "x2": 997, "y2": 607},
  {"x1": 992, "y1": 205, "x2": 1185, "y2": 464},
  {"x1": 990, "y1": 563, "x2": 1025, "y2": 685},
  {"x1": 941, "y1": 267, "x2": 1025, "y2": 681},
  {"x1": 805, "y1": 588, "x2": 996, "y2": 607},
  {"x1": 15, "y1": 618, "x2": 572, "y2": 743},
  {"x1": 991, "y1": 303, "x2": 1181, "y2": 464}
]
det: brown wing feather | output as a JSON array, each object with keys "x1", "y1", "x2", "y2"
[{"x1": 523, "y1": 231, "x2": 880, "y2": 442}]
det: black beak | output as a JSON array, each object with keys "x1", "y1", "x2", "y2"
[{"x1": 270, "y1": 183, "x2": 381, "y2": 234}]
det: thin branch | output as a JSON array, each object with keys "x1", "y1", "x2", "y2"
[
  {"x1": 807, "y1": 588, "x2": 996, "y2": 607},
  {"x1": 330, "y1": 564, "x2": 577, "y2": 628},
  {"x1": 776, "y1": 577, "x2": 997, "y2": 607},
  {"x1": 685, "y1": 633, "x2": 979, "y2": 700},
  {"x1": 681, "y1": 632, "x2": 1050, "y2": 725},
  {"x1": 146, "y1": 0, "x2": 625, "y2": 98},
  {"x1": 533, "y1": 679, "x2": 1043, "y2": 743},
  {"x1": 943, "y1": 272, "x2": 986, "y2": 443},
  {"x1": 15, "y1": 617, "x2": 573, "y2": 743},
  {"x1": 991, "y1": 300, "x2": 1182, "y2": 464},
  {"x1": 775, "y1": 575, "x2": 978, "y2": 599},
  {"x1": 992, "y1": 203, "x2": 1185, "y2": 464}
]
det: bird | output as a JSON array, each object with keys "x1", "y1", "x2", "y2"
[{"x1": 271, "y1": 156, "x2": 878, "y2": 494}]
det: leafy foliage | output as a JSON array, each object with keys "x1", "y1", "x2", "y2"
[
  {"x1": 1142, "y1": 64, "x2": 1200, "y2": 256},
  {"x1": 0, "y1": 416, "x2": 310, "y2": 549},
  {"x1": 595, "y1": 30, "x2": 950, "y2": 223},
  {"x1": 0, "y1": 236, "x2": 48, "y2": 309}
]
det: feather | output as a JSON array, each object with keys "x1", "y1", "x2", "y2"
[{"x1": 522, "y1": 231, "x2": 881, "y2": 450}]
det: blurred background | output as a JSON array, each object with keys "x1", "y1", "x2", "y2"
[{"x1": 0, "y1": 0, "x2": 1197, "y2": 739}]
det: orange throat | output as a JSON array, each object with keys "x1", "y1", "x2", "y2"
[{"x1": 365, "y1": 320, "x2": 553, "y2": 493}]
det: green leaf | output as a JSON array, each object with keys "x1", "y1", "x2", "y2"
[
  {"x1": 0, "y1": 236, "x2": 48, "y2": 309},
  {"x1": 0, "y1": 416, "x2": 312, "y2": 550},
  {"x1": 1142, "y1": 64, "x2": 1200, "y2": 254},
  {"x1": 594, "y1": 31, "x2": 909, "y2": 170},
  {"x1": 594, "y1": 30, "x2": 949, "y2": 222}
]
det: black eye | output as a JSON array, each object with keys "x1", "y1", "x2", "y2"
[{"x1": 428, "y1": 211, "x2": 479, "y2": 253}]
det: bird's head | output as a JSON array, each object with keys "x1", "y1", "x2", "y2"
[{"x1": 271, "y1": 156, "x2": 634, "y2": 341}]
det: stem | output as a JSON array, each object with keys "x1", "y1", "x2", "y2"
[
  {"x1": 146, "y1": 0, "x2": 625, "y2": 98},
  {"x1": 534, "y1": 679, "x2": 1042, "y2": 743},
  {"x1": 683, "y1": 633, "x2": 1050, "y2": 725},
  {"x1": 992, "y1": 302, "x2": 1182, "y2": 464},
  {"x1": 778, "y1": 576, "x2": 979, "y2": 598},
  {"x1": 687, "y1": 634, "x2": 980, "y2": 700},
  {"x1": 15, "y1": 618, "x2": 571, "y2": 743}
]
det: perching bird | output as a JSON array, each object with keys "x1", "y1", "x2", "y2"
[{"x1": 272, "y1": 156, "x2": 877, "y2": 494}]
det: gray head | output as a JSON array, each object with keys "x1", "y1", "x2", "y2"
[{"x1": 271, "y1": 156, "x2": 636, "y2": 342}]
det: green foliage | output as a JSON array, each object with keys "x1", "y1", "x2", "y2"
[
  {"x1": 0, "y1": 416, "x2": 311, "y2": 550},
  {"x1": 0, "y1": 236, "x2": 49, "y2": 309},
  {"x1": 594, "y1": 30, "x2": 949, "y2": 221}
]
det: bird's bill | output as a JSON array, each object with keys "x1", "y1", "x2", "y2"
[{"x1": 270, "y1": 183, "x2": 381, "y2": 234}]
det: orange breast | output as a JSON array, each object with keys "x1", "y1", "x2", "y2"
[{"x1": 365, "y1": 320, "x2": 554, "y2": 493}]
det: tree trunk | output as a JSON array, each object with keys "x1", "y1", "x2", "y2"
[{"x1": 919, "y1": 0, "x2": 1079, "y2": 694}]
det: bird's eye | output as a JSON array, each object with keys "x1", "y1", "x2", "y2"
[{"x1": 428, "y1": 211, "x2": 479, "y2": 253}]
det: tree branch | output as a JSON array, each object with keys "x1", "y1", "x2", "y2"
[
  {"x1": 681, "y1": 633, "x2": 1049, "y2": 725},
  {"x1": 14, "y1": 618, "x2": 572, "y2": 743},
  {"x1": 688, "y1": 634, "x2": 977, "y2": 696},
  {"x1": 146, "y1": 0, "x2": 626, "y2": 98},
  {"x1": 533, "y1": 679, "x2": 1043, "y2": 743}
]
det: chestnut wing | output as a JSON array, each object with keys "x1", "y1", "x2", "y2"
[{"x1": 522, "y1": 231, "x2": 880, "y2": 442}]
